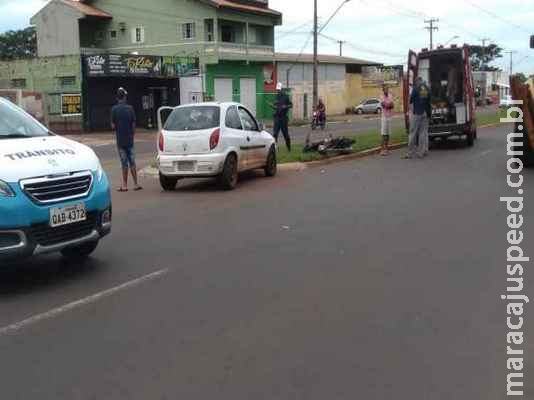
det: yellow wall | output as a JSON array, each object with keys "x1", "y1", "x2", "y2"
[{"x1": 345, "y1": 73, "x2": 404, "y2": 112}]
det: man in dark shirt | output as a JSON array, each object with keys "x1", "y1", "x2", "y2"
[
  {"x1": 271, "y1": 82, "x2": 293, "y2": 152},
  {"x1": 404, "y1": 77, "x2": 432, "y2": 159},
  {"x1": 111, "y1": 87, "x2": 142, "y2": 191}
]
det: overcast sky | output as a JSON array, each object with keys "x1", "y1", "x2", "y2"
[{"x1": 1, "y1": 0, "x2": 532, "y2": 74}]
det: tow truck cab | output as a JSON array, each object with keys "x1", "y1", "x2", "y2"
[{"x1": 404, "y1": 45, "x2": 477, "y2": 146}]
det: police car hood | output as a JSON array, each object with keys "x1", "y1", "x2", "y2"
[{"x1": 0, "y1": 135, "x2": 100, "y2": 182}]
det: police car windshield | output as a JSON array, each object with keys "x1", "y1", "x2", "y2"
[
  {"x1": 164, "y1": 106, "x2": 220, "y2": 131},
  {"x1": 0, "y1": 100, "x2": 49, "y2": 139}
]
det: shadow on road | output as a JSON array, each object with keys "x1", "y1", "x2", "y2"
[
  {"x1": 430, "y1": 138, "x2": 472, "y2": 151},
  {"x1": 160, "y1": 170, "x2": 268, "y2": 194},
  {"x1": 0, "y1": 256, "x2": 102, "y2": 298}
]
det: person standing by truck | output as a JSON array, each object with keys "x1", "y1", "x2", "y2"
[
  {"x1": 111, "y1": 87, "x2": 142, "y2": 192},
  {"x1": 380, "y1": 85, "x2": 394, "y2": 156},
  {"x1": 404, "y1": 77, "x2": 432, "y2": 159}
]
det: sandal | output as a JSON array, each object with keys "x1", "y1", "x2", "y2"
[
  {"x1": 134, "y1": 186, "x2": 143, "y2": 191},
  {"x1": 117, "y1": 187, "x2": 128, "y2": 192}
]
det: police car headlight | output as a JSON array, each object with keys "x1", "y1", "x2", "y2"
[
  {"x1": 96, "y1": 163, "x2": 105, "y2": 182},
  {"x1": 0, "y1": 180, "x2": 15, "y2": 197}
]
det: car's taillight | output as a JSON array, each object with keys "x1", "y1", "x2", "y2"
[
  {"x1": 209, "y1": 128, "x2": 220, "y2": 150},
  {"x1": 158, "y1": 132, "x2": 164, "y2": 152}
]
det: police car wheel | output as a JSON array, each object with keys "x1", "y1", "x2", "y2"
[
  {"x1": 61, "y1": 240, "x2": 99, "y2": 260},
  {"x1": 159, "y1": 173, "x2": 178, "y2": 191}
]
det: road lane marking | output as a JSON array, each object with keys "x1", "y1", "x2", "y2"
[{"x1": 0, "y1": 269, "x2": 169, "y2": 336}]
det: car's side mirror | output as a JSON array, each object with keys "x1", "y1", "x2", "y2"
[{"x1": 258, "y1": 121, "x2": 265, "y2": 131}]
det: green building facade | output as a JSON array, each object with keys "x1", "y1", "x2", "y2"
[{"x1": 0, "y1": 0, "x2": 282, "y2": 131}]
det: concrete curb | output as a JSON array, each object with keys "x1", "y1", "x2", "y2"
[{"x1": 479, "y1": 122, "x2": 508, "y2": 129}]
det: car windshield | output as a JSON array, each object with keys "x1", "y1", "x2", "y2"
[
  {"x1": 0, "y1": 99, "x2": 49, "y2": 139},
  {"x1": 164, "y1": 106, "x2": 220, "y2": 131}
]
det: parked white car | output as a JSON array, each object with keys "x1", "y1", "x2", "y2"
[
  {"x1": 157, "y1": 102, "x2": 277, "y2": 190},
  {"x1": 500, "y1": 95, "x2": 514, "y2": 108}
]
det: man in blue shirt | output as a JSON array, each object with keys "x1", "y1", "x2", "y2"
[
  {"x1": 404, "y1": 77, "x2": 432, "y2": 159},
  {"x1": 111, "y1": 87, "x2": 142, "y2": 191}
]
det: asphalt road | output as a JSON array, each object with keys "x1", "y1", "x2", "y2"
[
  {"x1": 1, "y1": 123, "x2": 532, "y2": 399},
  {"x1": 92, "y1": 106, "x2": 499, "y2": 161}
]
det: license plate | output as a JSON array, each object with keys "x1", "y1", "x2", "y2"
[
  {"x1": 176, "y1": 161, "x2": 195, "y2": 171},
  {"x1": 50, "y1": 203, "x2": 87, "y2": 228}
]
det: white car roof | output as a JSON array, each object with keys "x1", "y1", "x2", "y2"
[{"x1": 177, "y1": 102, "x2": 242, "y2": 108}]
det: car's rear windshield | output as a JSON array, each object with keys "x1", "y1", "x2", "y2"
[
  {"x1": 164, "y1": 106, "x2": 220, "y2": 131},
  {"x1": 0, "y1": 100, "x2": 49, "y2": 139}
]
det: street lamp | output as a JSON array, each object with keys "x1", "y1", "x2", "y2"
[{"x1": 443, "y1": 35, "x2": 459, "y2": 46}]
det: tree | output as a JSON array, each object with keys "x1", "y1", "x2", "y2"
[
  {"x1": 0, "y1": 27, "x2": 37, "y2": 60},
  {"x1": 514, "y1": 72, "x2": 528, "y2": 84},
  {"x1": 469, "y1": 43, "x2": 503, "y2": 71}
]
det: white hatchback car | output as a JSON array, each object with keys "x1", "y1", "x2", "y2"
[{"x1": 157, "y1": 102, "x2": 277, "y2": 190}]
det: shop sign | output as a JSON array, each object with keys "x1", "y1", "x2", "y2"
[
  {"x1": 85, "y1": 54, "x2": 163, "y2": 77},
  {"x1": 161, "y1": 56, "x2": 199, "y2": 77},
  {"x1": 362, "y1": 65, "x2": 403, "y2": 87},
  {"x1": 61, "y1": 94, "x2": 82, "y2": 116}
]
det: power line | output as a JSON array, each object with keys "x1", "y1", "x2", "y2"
[
  {"x1": 462, "y1": 0, "x2": 531, "y2": 34},
  {"x1": 276, "y1": 20, "x2": 313, "y2": 39},
  {"x1": 319, "y1": 32, "x2": 405, "y2": 58}
]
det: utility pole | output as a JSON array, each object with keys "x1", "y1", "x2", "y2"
[
  {"x1": 481, "y1": 38, "x2": 490, "y2": 70},
  {"x1": 424, "y1": 18, "x2": 439, "y2": 50},
  {"x1": 506, "y1": 51, "x2": 518, "y2": 75},
  {"x1": 313, "y1": 0, "x2": 319, "y2": 110},
  {"x1": 337, "y1": 40, "x2": 346, "y2": 56}
]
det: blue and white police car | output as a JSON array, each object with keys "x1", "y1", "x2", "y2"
[{"x1": 0, "y1": 97, "x2": 112, "y2": 262}]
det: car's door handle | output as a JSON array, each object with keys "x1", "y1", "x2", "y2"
[{"x1": 247, "y1": 137, "x2": 251, "y2": 142}]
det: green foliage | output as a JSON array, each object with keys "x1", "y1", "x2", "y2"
[
  {"x1": 469, "y1": 44, "x2": 503, "y2": 71},
  {"x1": 514, "y1": 73, "x2": 528, "y2": 84},
  {"x1": 0, "y1": 27, "x2": 37, "y2": 60}
]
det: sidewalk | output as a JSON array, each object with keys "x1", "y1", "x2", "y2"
[{"x1": 63, "y1": 129, "x2": 157, "y2": 147}]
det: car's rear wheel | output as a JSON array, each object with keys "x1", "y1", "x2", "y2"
[
  {"x1": 264, "y1": 146, "x2": 277, "y2": 177},
  {"x1": 61, "y1": 240, "x2": 99, "y2": 260},
  {"x1": 219, "y1": 153, "x2": 238, "y2": 190},
  {"x1": 159, "y1": 173, "x2": 178, "y2": 191},
  {"x1": 376, "y1": 108, "x2": 382, "y2": 114}
]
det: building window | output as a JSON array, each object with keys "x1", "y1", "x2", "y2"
[
  {"x1": 95, "y1": 31, "x2": 105, "y2": 42},
  {"x1": 132, "y1": 26, "x2": 145, "y2": 43},
  {"x1": 221, "y1": 25, "x2": 236, "y2": 43},
  {"x1": 11, "y1": 79, "x2": 26, "y2": 89},
  {"x1": 109, "y1": 30, "x2": 118, "y2": 40},
  {"x1": 59, "y1": 76, "x2": 76, "y2": 87},
  {"x1": 182, "y1": 23, "x2": 195, "y2": 40}
]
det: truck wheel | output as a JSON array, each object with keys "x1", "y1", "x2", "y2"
[
  {"x1": 61, "y1": 240, "x2": 99, "y2": 260},
  {"x1": 264, "y1": 146, "x2": 277, "y2": 177},
  {"x1": 219, "y1": 153, "x2": 238, "y2": 190},
  {"x1": 160, "y1": 173, "x2": 178, "y2": 191},
  {"x1": 466, "y1": 131, "x2": 475, "y2": 147}
]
